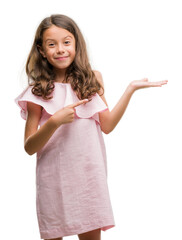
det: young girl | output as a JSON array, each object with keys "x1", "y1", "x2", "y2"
[{"x1": 15, "y1": 14, "x2": 167, "y2": 240}]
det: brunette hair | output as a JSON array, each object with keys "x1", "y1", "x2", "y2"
[{"x1": 26, "y1": 14, "x2": 104, "y2": 100}]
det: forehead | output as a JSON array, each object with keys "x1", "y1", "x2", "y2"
[{"x1": 43, "y1": 25, "x2": 74, "y2": 41}]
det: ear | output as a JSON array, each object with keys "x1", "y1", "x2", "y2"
[{"x1": 37, "y1": 45, "x2": 46, "y2": 58}]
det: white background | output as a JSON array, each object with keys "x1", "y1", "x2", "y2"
[{"x1": 0, "y1": 0, "x2": 181, "y2": 239}]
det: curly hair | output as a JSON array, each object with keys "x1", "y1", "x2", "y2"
[{"x1": 26, "y1": 14, "x2": 104, "y2": 100}]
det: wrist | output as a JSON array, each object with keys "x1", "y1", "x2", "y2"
[
  {"x1": 126, "y1": 83, "x2": 135, "y2": 95},
  {"x1": 49, "y1": 115, "x2": 61, "y2": 129}
]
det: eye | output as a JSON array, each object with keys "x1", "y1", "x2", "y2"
[
  {"x1": 48, "y1": 43, "x2": 55, "y2": 47},
  {"x1": 64, "y1": 40, "x2": 71, "y2": 45}
]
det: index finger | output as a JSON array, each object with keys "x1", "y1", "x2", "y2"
[{"x1": 68, "y1": 99, "x2": 89, "y2": 108}]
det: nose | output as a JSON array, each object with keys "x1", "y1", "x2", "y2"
[{"x1": 56, "y1": 43, "x2": 65, "y2": 54}]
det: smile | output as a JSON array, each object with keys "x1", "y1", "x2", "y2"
[{"x1": 55, "y1": 56, "x2": 68, "y2": 60}]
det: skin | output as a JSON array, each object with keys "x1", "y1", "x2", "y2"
[
  {"x1": 25, "y1": 25, "x2": 168, "y2": 153},
  {"x1": 95, "y1": 72, "x2": 168, "y2": 134},
  {"x1": 39, "y1": 25, "x2": 76, "y2": 82},
  {"x1": 25, "y1": 25, "x2": 168, "y2": 240}
]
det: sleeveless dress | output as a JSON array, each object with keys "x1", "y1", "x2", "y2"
[{"x1": 15, "y1": 82, "x2": 115, "y2": 239}]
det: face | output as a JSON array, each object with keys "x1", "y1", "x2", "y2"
[{"x1": 40, "y1": 25, "x2": 76, "y2": 74}]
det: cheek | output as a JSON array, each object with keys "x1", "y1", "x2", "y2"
[
  {"x1": 45, "y1": 49, "x2": 54, "y2": 56},
  {"x1": 68, "y1": 43, "x2": 76, "y2": 54},
  {"x1": 45, "y1": 50, "x2": 56, "y2": 63},
  {"x1": 70, "y1": 47, "x2": 76, "y2": 58}
]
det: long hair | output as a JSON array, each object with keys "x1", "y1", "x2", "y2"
[{"x1": 26, "y1": 14, "x2": 104, "y2": 100}]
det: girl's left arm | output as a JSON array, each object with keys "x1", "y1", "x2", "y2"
[{"x1": 94, "y1": 71, "x2": 168, "y2": 134}]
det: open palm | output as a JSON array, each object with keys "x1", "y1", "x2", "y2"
[{"x1": 130, "y1": 78, "x2": 168, "y2": 91}]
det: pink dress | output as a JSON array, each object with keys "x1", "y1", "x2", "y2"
[{"x1": 15, "y1": 82, "x2": 115, "y2": 239}]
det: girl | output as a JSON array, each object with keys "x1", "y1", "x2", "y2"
[{"x1": 15, "y1": 14, "x2": 167, "y2": 240}]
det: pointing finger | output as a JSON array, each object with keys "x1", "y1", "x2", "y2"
[{"x1": 68, "y1": 99, "x2": 89, "y2": 108}]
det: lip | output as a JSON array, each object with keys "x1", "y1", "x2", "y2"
[{"x1": 55, "y1": 56, "x2": 68, "y2": 60}]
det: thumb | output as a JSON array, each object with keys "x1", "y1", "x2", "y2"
[{"x1": 141, "y1": 78, "x2": 148, "y2": 82}]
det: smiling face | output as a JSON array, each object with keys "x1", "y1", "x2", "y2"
[{"x1": 39, "y1": 25, "x2": 76, "y2": 77}]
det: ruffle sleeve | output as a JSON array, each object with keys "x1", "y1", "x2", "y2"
[{"x1": 15, "y1": 83, "x2": 108, "y2": 124}]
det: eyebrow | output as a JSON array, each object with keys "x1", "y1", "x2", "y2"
[
  {"x1": 45, "y1": 35, "x2": 73, "y2": 43},
  {"x1": 65, "y1": 35, "x2": 73, "y2": 39}
]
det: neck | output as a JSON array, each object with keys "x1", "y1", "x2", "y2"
[{"x1": 54, "y1": 68, "x2": 66, "y2": 83}]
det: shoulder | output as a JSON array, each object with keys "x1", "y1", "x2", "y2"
[
  {"x1": 93, "y1": 70, "x2": 109, "y2": 107},
  {"x1": 27, "y1": 101, "x2": 42, "y2": 114},
  {"x1": 93, "y1": 70, "x2": 104, "y2": 87}
]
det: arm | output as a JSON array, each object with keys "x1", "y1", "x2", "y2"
[
  {"x1": 24, "y1": 102, "x2": 58, "y2": 155},
  {"x1": 94, "y1": 71, "x2": 168, "y2": 134},
  {"x1": 24, "y1": 99, "x2": 88, "y2": 155},
  {"x1": 99, "y1": 84, "x2": 134, "y2": 134}
]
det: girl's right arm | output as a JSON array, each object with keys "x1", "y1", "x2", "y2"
[
  {"x1": 24, "y1": 99, "x2": 88, "y2": 155},
  {"x1": 24, "y1": 102, "x2": 58, "y2": 155}
]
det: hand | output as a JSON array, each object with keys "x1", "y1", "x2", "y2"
[
  {"x1": 129, "y1": 78, "x2": 168, "y2": 92},
  {"x1": 51, "y1": 99, "x2": 89, "y2": 127}
]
